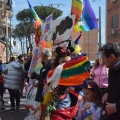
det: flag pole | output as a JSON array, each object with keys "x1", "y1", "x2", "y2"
[{"x1": 99, "y1": 6, "x2": 101, "y2": 49}]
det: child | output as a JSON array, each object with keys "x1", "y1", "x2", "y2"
[
  {"x1": 44, "y1": 85, "x2": 78, "y2": 120},
  {"x1": 76, "y1": 80, "x2": 102, "y2": 120}
]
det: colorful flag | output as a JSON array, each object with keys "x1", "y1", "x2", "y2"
[
  {"x1": 77, "y1": 0, "x2": 98, "y2": 31},
  {"x1": 44, "y1": 14, "x2": 53, "y2": 33},
  {"x1": 27, "y1": 0, "x2": 42, "y2": 23},
  {"x1": 27, "y1": 0, "x2": 42, "y2": 44},
  {"x1": 74, "y1": 32, "x2": 82, "y2": 44},
  {"x1": 73, "y1": 32, "x2": 82, "y2": 54},
  {"x1": 71, "y1": 0, "x2": 83, "y2": 24}
]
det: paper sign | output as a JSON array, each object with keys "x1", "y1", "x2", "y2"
[
  {"x1": 28, "y1": 47, "x2": 43, "y2": 76},
  {"x1": 40, "y1": 15, "x2": 75, "y2": 50},
  {"x1": 25, "y1": 79, "x2": 40, "y2": 111}
]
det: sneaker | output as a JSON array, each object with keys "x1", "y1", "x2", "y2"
[
  {"x1": 9, "y1": 108, "x2": 15, "y2": 112},
  {"x1": 8, "y1": 101, "x2": 10, "y2": 104},
  {"x1": 0, "y1": 108, "x2": 6, "y2": 112}
]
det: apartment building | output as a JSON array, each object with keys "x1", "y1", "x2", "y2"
[
  {"x1": 0, "y1": 0, "x2": 13, "y2": 62},
  {"x1": 107, "y1": 0, "x2": 120, "y2": 43}
]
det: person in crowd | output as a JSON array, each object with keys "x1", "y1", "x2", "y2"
[
  {"x1": 9, "y1": 57, "x2": 15, "y2": 63},
  {"x1": 76, "y1": 80, "x2": 102, "y2": 120},
  {"x1": 34, "y1": 49, "x2": 53, "y2": 102},
  {"x1": 23, "y1": 50, "x2": 33, "y2": 97},
  {"x1": 90, "y1": 58, "x2": 108, "y2": 95},
  {"x1": 3, "y1": 55, "x2": 25, "y2": 112},
  {"x1": 45, "y1": 85, "x2": 78, "y2": 120},
  {"x1": 0, "y1": 57, "x2": 5, "y2": 110},
  {"x1": 24, "y1": 50, "x2": 32, "y2": 83},
  {"x1": 7, "y1": 57, "x2": 15, "y2": 104},
  {"x1": 34, "y1": 46, "x2": 81, "y2": 120},
  {"x1": 99, "y1": 43, "x2": 120, "y2": 120},
  {"x1": 24, "y1": 50, "x2": 32, "y2": 72},
  {"x1": 0, "y1": 57, "x2": 4, "y2": 98}
]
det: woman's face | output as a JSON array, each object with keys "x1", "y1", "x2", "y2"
[
  {"x1": 59, "y1": 56, "x2": 71, "y2": 64},
  {"x1": 99, "y1": 58, "x2": 103, "y2": 65}
]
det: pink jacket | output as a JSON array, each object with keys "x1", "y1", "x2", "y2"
[{"x1": 90, "y1": 65, "x2": 108, "y2": 88}]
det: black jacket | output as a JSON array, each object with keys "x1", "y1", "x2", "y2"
[
  {"x1": 101, "y1": 60, "x2": 120, "y2": 120},
  {"x1": 35, "y1": 59, "x2": 52, "y2": 102},
  {"x1": 24, "y1": 58, "x2": 32, "y2": 72}
]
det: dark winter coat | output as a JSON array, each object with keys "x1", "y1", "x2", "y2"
[
  {"x1": 35, "y1": 59, "x2": 52, "y2": 102},
  {"x1": 101, "y1": 60, "x2": 120, "y2": 120},
  {"x1": 3, "y1": 61, "x2": 25, "y2": 90}
]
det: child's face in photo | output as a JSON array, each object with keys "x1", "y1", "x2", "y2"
[{"x1": 83, "y1": 88, "x2": 95, "y2": 102}]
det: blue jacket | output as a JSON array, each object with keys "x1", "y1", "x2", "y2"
[{"x1": 3, "y1": 61, "x2": 25, "y2": 90}]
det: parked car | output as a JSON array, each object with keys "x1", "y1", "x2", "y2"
[{"x1": 90, "y1": 61, "x2": 95, "y2": 69}]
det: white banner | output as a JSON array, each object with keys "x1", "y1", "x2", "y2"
[{"x1": 25, "y1": 79, "x2": 40, "y2": 112}]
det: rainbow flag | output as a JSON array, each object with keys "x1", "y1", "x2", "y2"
[
  {"x1": 77, "y1": 0, "x2": 98, "y2": 31},
  {"x1": 27, "y1": 0, "x2": 42, "y2": 44},
  {"x1": 71, "y1": 0, "x2": 83, "y2": 27},
  {"x1": 27, "y1": 0, "x2": 42, "y2": 23}
]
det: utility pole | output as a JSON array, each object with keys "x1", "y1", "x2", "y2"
[
  {"x1": 6, "y1": 13, "x2": 8, "y2": 63},
  {"x1": 99, "y1": 6, "x2": 101, "y2": 49}
]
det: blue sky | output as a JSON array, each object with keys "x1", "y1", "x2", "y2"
[{"x1": 11, "y1": 0, "x2": 106, "y2": 53}]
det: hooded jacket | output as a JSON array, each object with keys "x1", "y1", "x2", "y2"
[{"x1": 3, "y1": 61, "x2": 25, "y2": 90}]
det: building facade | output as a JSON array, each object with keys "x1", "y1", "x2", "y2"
[
  {"x1": 107, "y1": 0, "x2": 120, "y2": 43},
  {"x1": 72, "y1": 29, "x2": 98, "y2": 61},
  {"x1": 0, "y1": 0, "x2": 14, "y2": 62},
  {"x1": 0, "y1": 40, "x2": 6, "y2": 62}
]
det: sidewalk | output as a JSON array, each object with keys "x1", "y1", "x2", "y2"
[{"x1": 0, "y1": 89, "x2": 28, "y2": 120}]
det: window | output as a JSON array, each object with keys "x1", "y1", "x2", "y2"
[
  {"x1": 112, "y1": 14, "x2": 118, "y2": 29},
  {"x1": 0, "y1": 1, "x2": 2, "y2": 7}
]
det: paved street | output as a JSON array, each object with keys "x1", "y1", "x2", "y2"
[{"x1": 0, "y1": 89, "x2": 28, "y2": 120}]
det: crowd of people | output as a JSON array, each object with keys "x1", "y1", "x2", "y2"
[{"x1": 0, "y1": 42, "x2": 120, "y2": 120}]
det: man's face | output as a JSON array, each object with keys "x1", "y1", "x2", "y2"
[{"x1": 102, "y1": 51, "x2": 115, "y2": 68}]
